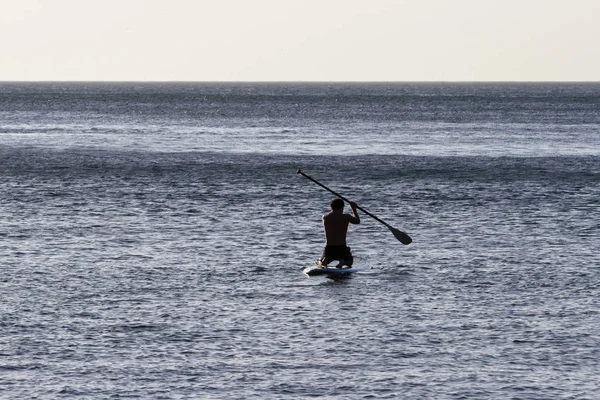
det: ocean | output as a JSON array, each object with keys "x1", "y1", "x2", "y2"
[{"x1": 1, "y1": 82, "x2": 599, "y2": 399}]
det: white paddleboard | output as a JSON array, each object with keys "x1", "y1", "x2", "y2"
[{"x1": 303, "y1": 264, "x2": 370, "y2": 277}]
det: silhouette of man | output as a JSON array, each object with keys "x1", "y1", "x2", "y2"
[{"x1": 320, "y1": 198, "x2": 360, "y2": 268}]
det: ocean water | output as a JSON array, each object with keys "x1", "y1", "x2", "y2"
[{"x1": 0, "y1": 82, "x2": 599, "y2": 399}]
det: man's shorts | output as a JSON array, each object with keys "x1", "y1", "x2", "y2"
[{"x1": 321, "y1": 245, "x2": 353, "y2": 264}]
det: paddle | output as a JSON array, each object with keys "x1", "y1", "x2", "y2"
[{"x1": 296, "y1": 169, "x2": 412, "y2": 245}]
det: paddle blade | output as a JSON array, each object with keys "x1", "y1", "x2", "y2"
[{"x1": 390, "y1": 227, "x2": 412, "y2": 245}]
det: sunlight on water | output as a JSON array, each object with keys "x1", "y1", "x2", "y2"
[{"x1": 1, "y1": 121, "x2": 598, "y2": 157}]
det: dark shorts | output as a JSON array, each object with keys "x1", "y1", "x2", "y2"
[{"x1": 321, "y1": 245, "x2": 353, "y2": 264}]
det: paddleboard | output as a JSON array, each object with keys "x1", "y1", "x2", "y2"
[{"x1": 303, "y1": 264, "x2": 370, "y2": 277}]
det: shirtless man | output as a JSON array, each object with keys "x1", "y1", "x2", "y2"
[{"x1": 320, "y1": 198, "x2": 360, "y2": 268}]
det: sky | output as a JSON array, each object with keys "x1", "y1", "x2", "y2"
[{"x1": 1, "y1": 0, "x2": 599, "y2": 81}]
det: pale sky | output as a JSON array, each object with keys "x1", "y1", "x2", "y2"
[{"x1": 1, "y1": 0, "x2": 599, "y2": 81}]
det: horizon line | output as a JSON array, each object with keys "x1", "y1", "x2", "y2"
[{"x1": 1, "y1": 80, "x2": 599, "y2": 84}]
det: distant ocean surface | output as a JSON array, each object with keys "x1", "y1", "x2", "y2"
[{"x1": 1, "y1": 82, "x2": 599, "y2": 399}]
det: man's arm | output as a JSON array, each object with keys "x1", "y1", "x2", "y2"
[{"x1": 348, "y1": 201, "x2": 360, "y2": 224}]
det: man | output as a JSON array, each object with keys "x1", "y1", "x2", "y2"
[{"x1": 320, "y1": 198, "x2": 360, "y2": 268}]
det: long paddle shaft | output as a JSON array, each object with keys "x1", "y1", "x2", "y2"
[{"x1": 296, "y1": 170, "x2": 412, "y2": 245}]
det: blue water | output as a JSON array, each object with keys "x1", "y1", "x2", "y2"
[{"x1": 1, "y1": 82, "x2": 599, "y2": 399}]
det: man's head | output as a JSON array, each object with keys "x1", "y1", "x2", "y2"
[{"x1": 330, "y1": 198, "x2": 344, "y2": 211}]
